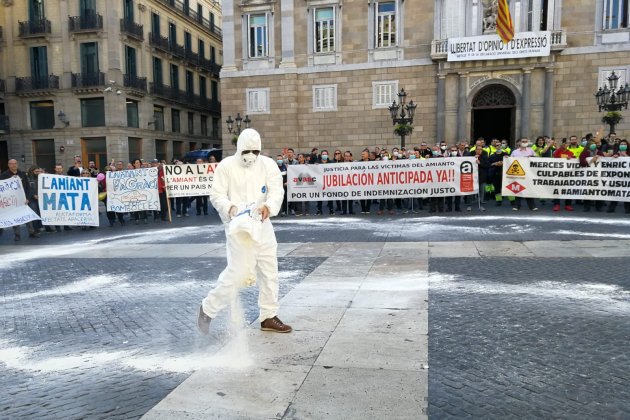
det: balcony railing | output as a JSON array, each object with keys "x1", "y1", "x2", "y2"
[
  {"x1": 198, "y1": 57, "x2": 221, "y2": 77},
  {"x1": 430, "y1": 29, "x2": 567, "y2": 60},
  {"x1": 0, "y1": 115, "x2": 9, "y2": 134},
  {"x1": 154, "y1": 0, "x2": 222, "y2": 39},
  {"x1": 124, "y1": 74, "x2": 147, "y2": 92},
  {"x1": 69, "y1": 13, "x2": 103, "y2": 32},
  {"x1": 150, "y1": 82, "x2": 221, "y2": 113},
  {"x1": 71, "y1": 72, "x2": 105, "y2": 88},
  {"x1": 16, "y1": 75, "x2": 59, "y2": 92},
  {"x1": 120, "y1": 18, "x2": 144, "y2": 40},
  {"x1": 149, "y1": 32, "x2": 186, "y2": 59},
  {"x1": 18, "y1": 19, "x2": 52, "y2": 38}
]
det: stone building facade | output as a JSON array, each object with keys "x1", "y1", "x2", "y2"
[
  {"x1": 0, "y1": 0, "x2": 222, "y2": 172},
  {"x1": 220, "y1": 0, "x2": 630, "y2": 155}
]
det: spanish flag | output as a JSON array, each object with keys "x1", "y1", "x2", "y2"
[{"x1": 496, "y1": 0, "x2": 515, "y2": 44}]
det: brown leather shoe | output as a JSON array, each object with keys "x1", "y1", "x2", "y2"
[
  {"x1": 197, "y1": 305, "x2": 212, "y2": 335},
  {"x1": 260, "y1": 316, "x2": 292, "y2": 333}
]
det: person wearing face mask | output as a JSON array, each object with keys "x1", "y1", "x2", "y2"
[
  {"x1": 550, "y1": 142, "x2": 576, "y2": 212},
  {"x1": 500, "y1": 140, "x2": 512, "y2": 155},
  {"x1": 197, "y1": 128, "x2": 292, "y2": 335},
  {"x1": 444, "y1": 146, "x2": 462, "y2": 212},
  {"x1": 315, "y1": 150, "x2": 335, "y2": 215},
  {"x1": 360, "y1": 149, "x2": 374, "y2": 214},
  {"x1": 509, "y1": 138, "x2": 538, "y2": 211},
  {"x1": 607, "y1": 139, "x2": 630, "y2": 213},
  {"x1": 276, "y1": 154, "x2": 288, "y2": 216},
  {"x1": 579, "y1": 134, "x2": 606, "y2": 212}
]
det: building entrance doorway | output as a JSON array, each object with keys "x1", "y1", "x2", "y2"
[{"x1": 471, "y1": 84, "x2": 516, "y2": 146}]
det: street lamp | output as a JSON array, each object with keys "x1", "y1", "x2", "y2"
[
  {"x1": 388, "y1": 89, "x2": 417, "y2": 148},
  {"x1": 594, "y1": 71, "x2": 630, "y2": 134},
  {"x1": 226, "y1": 112, "x2": 251, "y2": 136}
]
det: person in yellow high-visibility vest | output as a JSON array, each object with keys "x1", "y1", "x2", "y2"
[{"x1": 566, "y1": 135, "x2": 584, "y2": 158}]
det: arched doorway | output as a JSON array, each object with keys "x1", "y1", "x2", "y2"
[{"x1": 471, "y1": 84, "x2": 516, "y2": 145}]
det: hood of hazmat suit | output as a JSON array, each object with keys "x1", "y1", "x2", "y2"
[{"x1": 209, "y1": 128, "x2": 284, "y2": 224}]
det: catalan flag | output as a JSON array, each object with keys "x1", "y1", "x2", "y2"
[{"x1": 496, "y1": 0, "x2": 515, "y2": 44}]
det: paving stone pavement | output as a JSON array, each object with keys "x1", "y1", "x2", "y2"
[
  {"x1": 1, "y1": 210, "x2": 630, "y2": 419},
  {"x1": 0, "y1": 257, "x2": 323, "y2": 419},
  {"x1": 428, "y1": 258, "x2": 630, "y2": 419}
]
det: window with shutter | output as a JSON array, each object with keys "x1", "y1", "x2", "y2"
[
  {"x1": 313, "y1": 85, "x2": 337, "y2": 112},
  {"x1": 372, "y1": 81, "x2": 399, "y2": 109},
  {"x1": 246, "y1": 88, "x2": 270, "y2": 114}
]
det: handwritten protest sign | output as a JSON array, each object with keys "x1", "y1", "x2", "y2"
[
  {"x1": 0, "y1": 178, "x2": 40, "y2": 228},
  {"x1": 502, "y1": 157, "x2": 630, "y2": 201},
  {"x1": 38, "y1": 174, "x2": 99, "y2": 226},
  {"x1": 287, "y1": 158, "x2": 478, "y2": 202},
  {"x1": 163, "y1": 163, "x2": 218, "y2": 198},
  {"x1": 106, "y1": 168, "x2": 160, "y2": 212}
]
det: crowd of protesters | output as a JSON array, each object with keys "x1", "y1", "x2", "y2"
[{"x1": 1, "y1": 132, "x2": 628, "y2": 241}]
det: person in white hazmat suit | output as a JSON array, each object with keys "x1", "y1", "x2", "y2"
[{"x1": 197, "y1": 128, "x2": 292, "y2": 334}]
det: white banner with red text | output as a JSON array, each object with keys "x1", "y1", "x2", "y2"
[
  {"x1": 0, "y1": 177, "x2": 40, "y2": 228},
  {"x1": 163, "y1": 163, "x2": 218, "y2": 198},
  {"x1": 287, "y1": 158, "x2": 479, "y2": 202},
  {"x1": 106, "y1": 168, "x2": 160, "y2": 213},
  {"x1": 502, "y1": 157, "x2": 630, "y2": 201},
  {"x1": 38, "y1": 174, "x2": 99, "y2": 226}
]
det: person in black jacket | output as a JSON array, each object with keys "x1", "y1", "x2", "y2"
[
  {"x1": 0, "y1": 159, "x2": 39, "y2": 241},
  {"x1": 466, "y1": 144, "x2": 489, "y2": 212}
]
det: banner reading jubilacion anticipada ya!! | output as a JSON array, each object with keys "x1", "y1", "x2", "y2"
[{"x1": 287, "y1": 158, "x2": 479, "y2": 202}]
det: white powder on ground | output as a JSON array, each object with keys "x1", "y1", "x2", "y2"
[
  {"x1": 1, "y1": 275, "x2": 125, "y2": 302},
  {"x1": 430, "y1": 272, "x2": 630, "y2": 313}
]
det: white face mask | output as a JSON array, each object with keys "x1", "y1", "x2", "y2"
[
  {"x1": 521, "y1": 142, "x2": 529, "y2": 148},
  {"x1": 381, "y1": 156, "x2": 389, "y2": 161},
  {"x1": 450, "y1": 151, "x2": 458, "y2": 157},
  {"x1": 440, "y1": 145, "x2": 447, "y2": 150},
  {"x1": 241, "y1": 152, "x2": 258, "y2": 167}
]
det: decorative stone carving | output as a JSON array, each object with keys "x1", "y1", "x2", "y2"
[
  {"x1": 498, "y1": 74, "x2": 522, "y2": 91},
  {"x1": 482, "y1": 0, "x2": 498, "y2": 33},
  {"x1": 472, "y1": 84, "x2": 516, "y2": 108},
  {"x1": 469, "y1": 75, "x2": 491, "y2": 92}
]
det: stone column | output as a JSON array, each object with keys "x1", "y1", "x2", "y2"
[
  {"x1": 543, "y1": 67, "x2": 554, "y2": 137},
  {"x1": 457, "y1": 73, "x2": 468, "y2": 142},
  {"x1": 520, "y1": 68, "x2": 532, "y2": 139},
  {"x1": 279, "y1": 0, "x2": 296, "y2": 68},
  {"x1": 436, "y1": 74, "x2": 446, "y2": 142},
  {"x1": 221, "y1": 0, "x2": 237, "y2": 72}
]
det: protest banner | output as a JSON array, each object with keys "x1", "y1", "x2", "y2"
[
  {"x1": 106, "y1": 168, "x2": 160, "y2": 212},
  {"x1": 163, "y1": 163, "x2": 218, "y2": 198},
  {"x1": 447, "y1": 31, "x2": 551, "y2": 62},
  {"x1": 0, "y1": 177, "x2": 40, "y2": 228},
  {"x1": 502, "y1": 157, "x2": 630, "y2": 202},
  {"x1": 38, "y1": 174, "x2": 99, "y2": 226},
  {"x1": 287, "y1": 158, "x2": 479, "y2": 202}
]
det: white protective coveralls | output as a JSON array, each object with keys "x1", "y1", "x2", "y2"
[{"x1": 202, "y1": 129, "x2": 284, "y2": 321}]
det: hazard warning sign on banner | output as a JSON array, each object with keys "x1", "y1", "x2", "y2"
[{"x1": 506, "y1": 160, "x2": 526, "y2": 176}]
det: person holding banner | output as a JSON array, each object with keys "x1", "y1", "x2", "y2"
[
  {"x1": 580, "y1": 139, "x2": 605, "y2": 212},
  {"x1": 198, "y1": 128, "x2": 292, "y2": 335},
  {"x1": 510, "y1": 139, "x2": 538, "y2": 211},
  {"x1": 552, "y1": 142, "x2": 575, "y2": 212},
  {"x1": 0, "y1": 159, "x2": 39, "y2": 241},
  {"x1": 607, "y1": 139, "x2": 630, "y2": 213}
]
